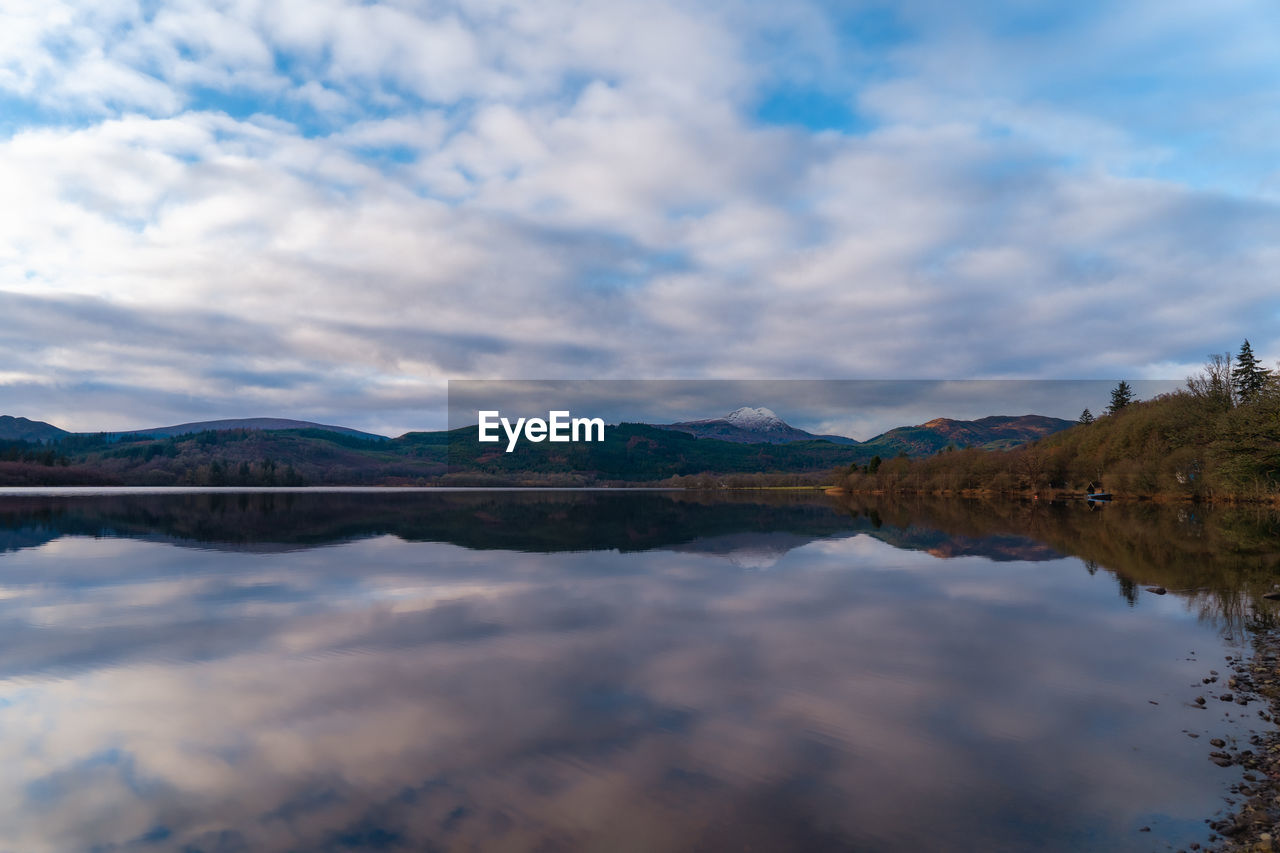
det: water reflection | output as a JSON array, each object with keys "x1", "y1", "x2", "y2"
[{"x1": 0, "y1": 490, "x2": 1275, "y2": 851}]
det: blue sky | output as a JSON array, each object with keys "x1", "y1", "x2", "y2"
[{"x1": 0, "y1": 0, "x2": 1277, "y2": 434}]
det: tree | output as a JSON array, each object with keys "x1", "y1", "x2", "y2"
[
  {"x1": 1078, "y1": 408, "x2": 1094, "y2": 425},
  {"x1": 1186, "y1": 352, "x2": 1235, "y2": 410},
  {"x1": 1232, "y1": 339, "x2": 1270, "y2": 403},
  {"x1": 866, "y1": 455, "x2": 882, "y2": 474},
  {"x1": 1107, "y1": 381, "x2": 1135, "y2": 415},
  {"x1": 1016, "y1": 448, "x2": 1047, "y2": 490}
]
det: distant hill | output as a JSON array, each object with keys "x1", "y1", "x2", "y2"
[
  {"x1": 0, "y1": 416, "x2": 70, "y2": 443},
  {"x1": 0, "y1": 409, "x2": 1075, "y2": 487},
  {"x1": 654, "y1": 407, "x2": 858, "y2": 445},
  {"x1": 652, "y1": 408, "x2": 1070, "y2": 454},
  {"x1": 124, "y1": 418, "x2": 387, "y2": 441},
  {"x1": 859, "y1": 415, "x2": 1075, "y2": 457}
]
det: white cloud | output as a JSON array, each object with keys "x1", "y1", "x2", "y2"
[{"x1": 0, "y1": 0, "x2": 1276, "y2": 432}]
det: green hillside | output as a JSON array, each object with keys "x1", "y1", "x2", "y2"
[{"x1": 0, "y1": 423, "x2": 863, "y2": 486}]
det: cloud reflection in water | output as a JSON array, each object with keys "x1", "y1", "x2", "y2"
[{"x1": 0, "y1": 494, "x2": 1255, "y2": 852}]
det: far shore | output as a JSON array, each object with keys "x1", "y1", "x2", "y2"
[
  {"x1": 822, "y1": 486, "x2": 1280, "y2": 507},
  {"x1": 1, "y1": 480, "x2": 1278, "y2": 507}
]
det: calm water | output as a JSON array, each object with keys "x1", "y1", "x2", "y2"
[{"x1": 0, "y1": 489, "x2": 1277, "y2": 852}]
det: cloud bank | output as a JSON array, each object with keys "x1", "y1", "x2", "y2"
[{"x1": 2, "y1": 0, "x2": 1278, "y2": 433}]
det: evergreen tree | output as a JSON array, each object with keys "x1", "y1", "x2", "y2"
[
  {"x1": 1078, "y1": 408, "x2": 1094, "y2": 425},
  {"x1": 1232, "y1": 339, "x2": 1270, "y2": 403},
  {"x1": 1107, "y1": 381, "x2": 1134, "y2": 415}
]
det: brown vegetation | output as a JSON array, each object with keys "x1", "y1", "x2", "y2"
[{"x1": 834, "y1": 356, "x2": 1280, "y2": 503}]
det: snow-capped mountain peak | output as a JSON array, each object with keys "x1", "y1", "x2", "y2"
[
  {"x1": 724, "y1": 406, "x2": 785, "y2": 429},
  {"x1": 654, "y1": 406, "x2": 859, "y2": 445}
]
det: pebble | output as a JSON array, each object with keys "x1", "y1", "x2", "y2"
[{"x1": 1188, "y1": 624, "x2": 1280, "y2": 850}]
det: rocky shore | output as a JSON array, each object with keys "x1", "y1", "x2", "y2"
[{"x1": 1204, "y1": 626, "x2": 1280, "y2": 852}]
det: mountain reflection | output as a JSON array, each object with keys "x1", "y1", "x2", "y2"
[
  {"x1": 0, "y1": 491, "x2": 1276, "y2": 851},
  {"x1": 0, "y1": 490, "x2": 1064, "y2": 560}
]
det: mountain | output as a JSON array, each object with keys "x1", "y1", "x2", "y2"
[
  {"x1": 654, "y1": 406, "x2": 858, "y2": 445},
  {"x1": 859, "y1": 415, "x2": 1075, "y2": 457},
  {"x1": 0, "y1": 409, "x2": 1074, "y2": 487},
  {"x1": 0, "y1": 416, "x2": 70, "y2": 443},
  {"x1": 124, "y1": 418, "x2": 387, "y2": 441},
  {"x1": 651, "y1": 407, "x2": 1071, "y2": 452}
]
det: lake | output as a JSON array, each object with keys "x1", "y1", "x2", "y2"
[{"x1": 0, "y1": 488, "x2": 1276, "y2": 852}]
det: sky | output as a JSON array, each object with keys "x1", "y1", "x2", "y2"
[{"x1": 2, "y1": 0, "x2": 1278, "y2": 435}]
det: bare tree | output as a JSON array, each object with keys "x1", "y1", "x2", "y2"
[
  {"x1": 1016, "y1": 450, "x2": 1047, "y2": 491},
  {"x1": 1186, "y1": 352, "x2": 1235, "y2": 410}
]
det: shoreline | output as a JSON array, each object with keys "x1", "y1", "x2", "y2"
[
  {"x1": 1207, "y1": 625, "x2": 1280, "y2": 851},
  {"x1": 825, "y1": 486, "x2": 1280, "y2": 507},
  {"x1": 0, "y1": 482, "x2": 1275, "y2": 503}
]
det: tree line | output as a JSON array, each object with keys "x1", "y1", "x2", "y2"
[
  {"x1": 0, "y1": 439, "x2": 71, "y2": 467},
  {"x1": 836, "y1": 340, "x2": 1279, "y2": 502}
]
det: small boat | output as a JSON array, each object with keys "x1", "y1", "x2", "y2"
[{"x1": 1085, "y1": 482, "x2": 1111, "y2": 502}]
